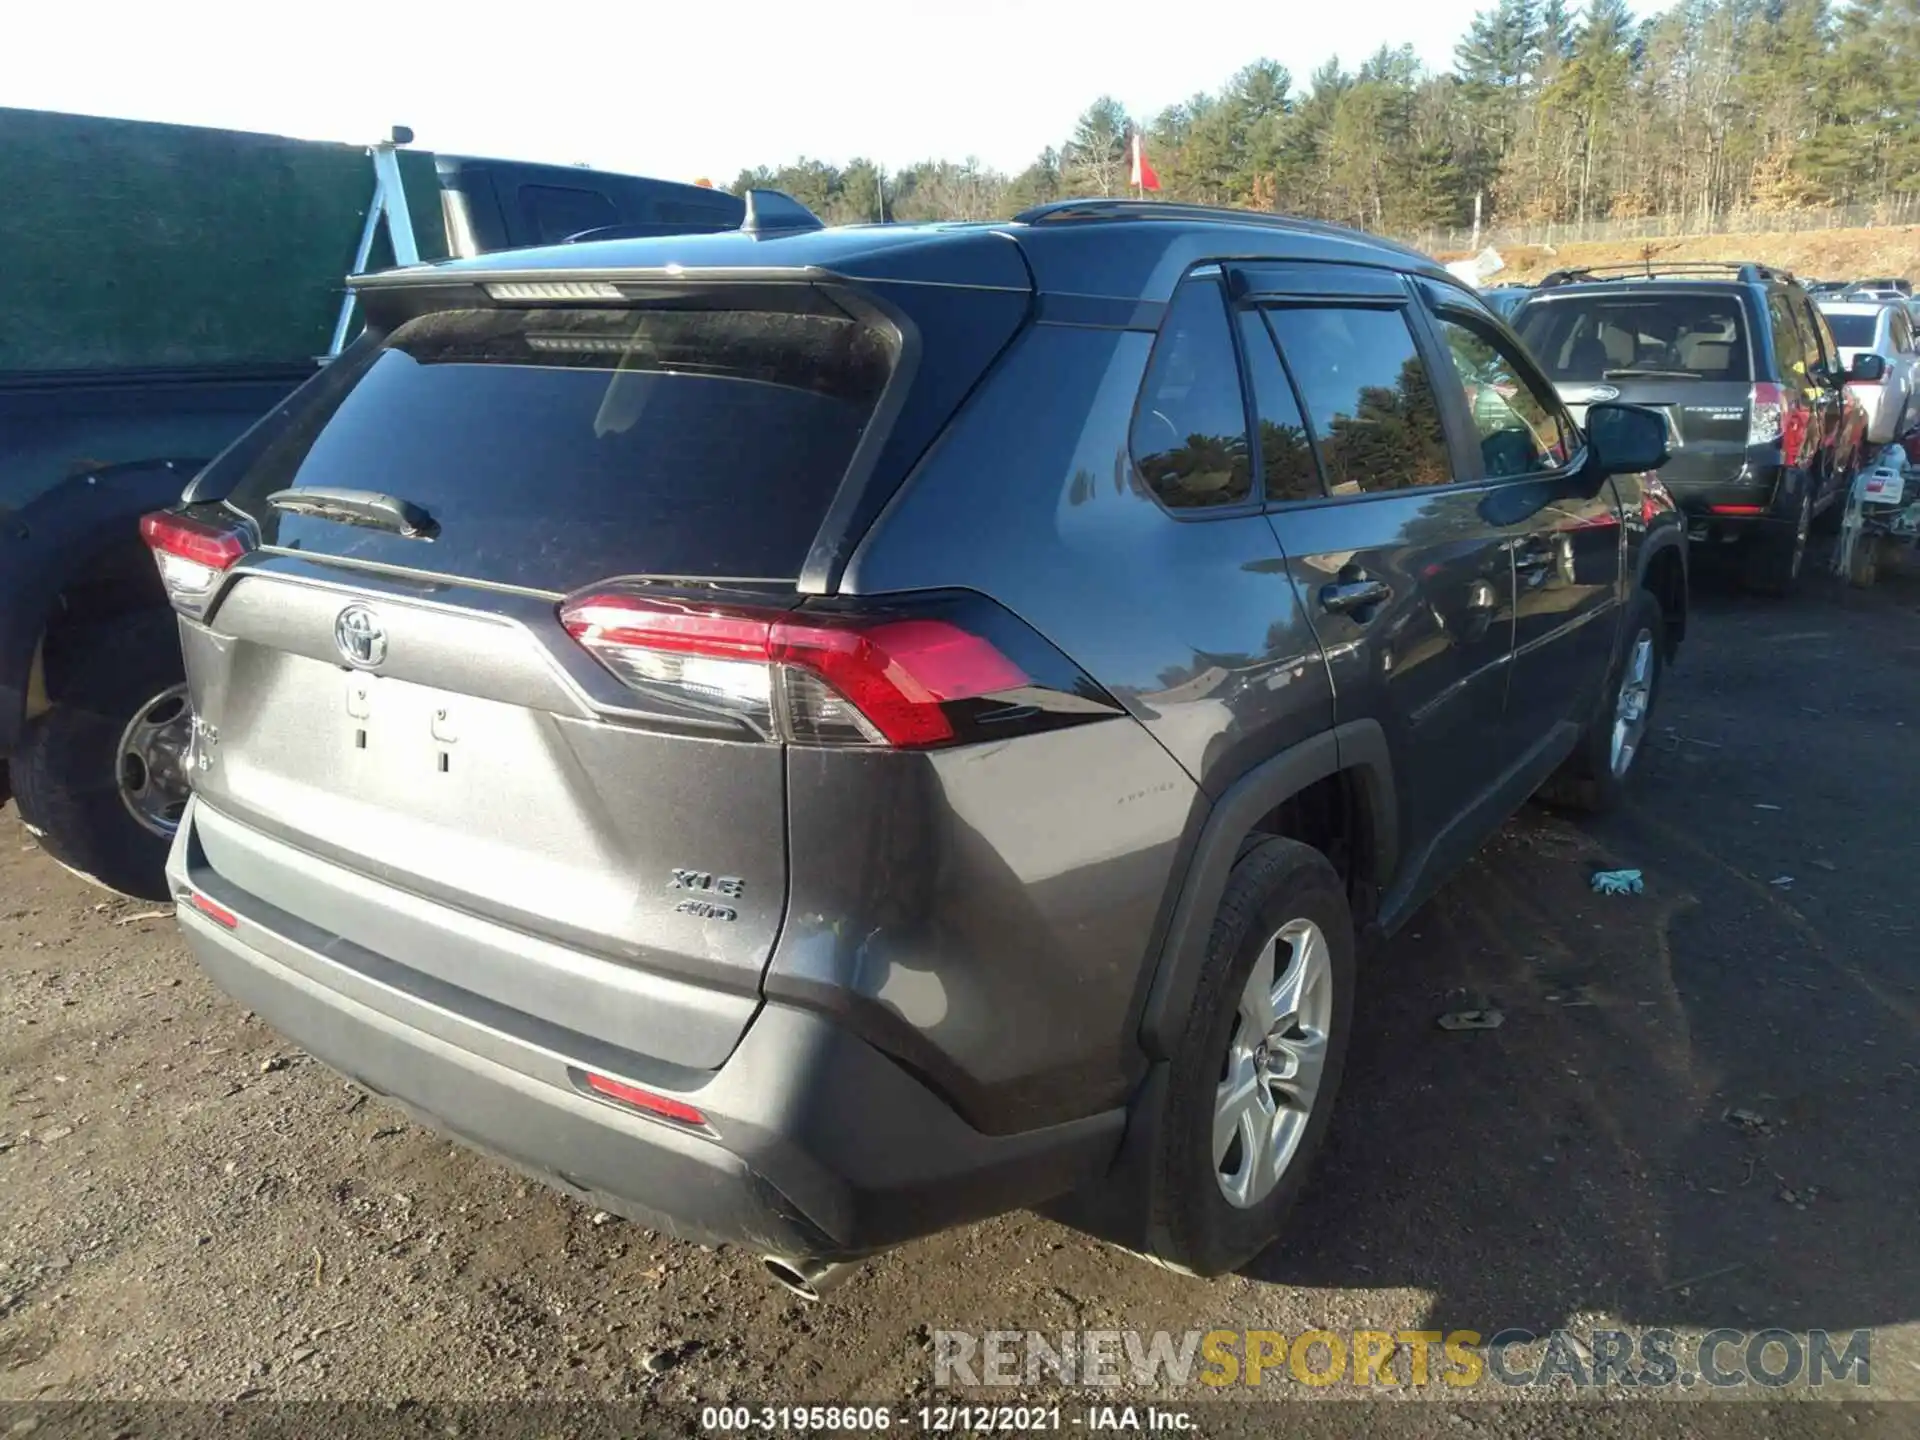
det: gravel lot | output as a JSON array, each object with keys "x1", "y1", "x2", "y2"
[{"x1": 3, "y1": 555, "x2": 1917, "y2": 1425}]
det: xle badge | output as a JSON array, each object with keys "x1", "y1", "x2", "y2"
[{"x1": 670, "y1": 869, "x2": 744, "y2": 922}]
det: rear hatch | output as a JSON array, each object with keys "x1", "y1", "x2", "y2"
[
  {"x1": 166, "y1": 259, "x2": 1030, "y2": 1070},
  {"x1": 1516, "y1": 288, "x2": 1758, "y2": 489}
]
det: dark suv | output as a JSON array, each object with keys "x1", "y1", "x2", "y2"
[
  {"x1": 1513, "y1": 262, "x2": 1868, "y2": 595},
  {"x1": 147, "y1": 198, "x2": 1687, "y2": 1297}
]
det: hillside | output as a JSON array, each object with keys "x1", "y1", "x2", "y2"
[{"x1": 1446, "y1": 227, "x2": 1920, "y2": 287}]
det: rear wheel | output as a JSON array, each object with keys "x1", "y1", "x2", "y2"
[
  {"x1": 8, "y1": 610, "x2": 191, "y2": 900},
  {"x1": 1742, "y1": 489, "x2": 1810, "y2": 597},
  {"x1": 1141, "y1": 838, "x2": 1354, "y2": 1276}
]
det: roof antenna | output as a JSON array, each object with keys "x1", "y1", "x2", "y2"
[{"x1": 741, "y1": 188, "x2": 825, "y2": 238}]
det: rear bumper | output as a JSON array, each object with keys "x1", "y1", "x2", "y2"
[
  {"x1": 166, "y1": 800, "x2": 1123, "y2": 1260},
  {"x1": 1665, "y1": 458, "x2": 1798, "y2": 542}
]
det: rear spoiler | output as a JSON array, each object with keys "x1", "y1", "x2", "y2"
[{"x1": 560, "y1": 189, "x2": 824, "y2": 246}]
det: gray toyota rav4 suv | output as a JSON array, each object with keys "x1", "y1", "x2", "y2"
[{"x1": 146, "y1": 197, "x2": 1687, "y2": 1297}]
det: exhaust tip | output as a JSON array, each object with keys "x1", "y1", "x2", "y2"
[{"x1": 763, "y1": 1254, "x2": 852, "y2": 1302}]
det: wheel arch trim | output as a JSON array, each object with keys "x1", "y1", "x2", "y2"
[{"x1": 1136, "y1": 719, "x2": 1397, "y2": 1060}]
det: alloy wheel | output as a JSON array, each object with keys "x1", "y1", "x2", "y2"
[{"x1": 1214, "y1": 918, "x2": 1334, "y2": 1209}]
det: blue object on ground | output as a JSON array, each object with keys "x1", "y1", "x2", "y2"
[{"x1": 1590, "y1": 868, "x2": 1644, "y2": 895}]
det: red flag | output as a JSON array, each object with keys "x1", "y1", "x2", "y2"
[{"x1": 1130, "y1": 132, "x2": 1160, "y2": 192}]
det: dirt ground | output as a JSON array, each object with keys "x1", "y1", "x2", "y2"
[
  {"x1": 2, "y1": 550, "x2": 1918, "y2": 1427},
  {"x1": 1443, "y1": 226, "x2": 1920, "y2": 286}
]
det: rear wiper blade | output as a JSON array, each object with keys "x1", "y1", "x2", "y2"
[
  {"x1": 266, "y1": 487, "x2": 438, "y2": 540},
  {"x1": 1603, "y1": 369, "x2": 1703, "y2": 380}
]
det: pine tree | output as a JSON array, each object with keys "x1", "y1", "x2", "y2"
[
  {"x1": 730, "y1": 0, "x2": 1917, "y2": 238},
  {"x1": 1541, "y1": 0, "x2": 1576, "y2": 63},
  {"x1": 1064, "y1": 97, "x2": 1132, "y2": 197}
]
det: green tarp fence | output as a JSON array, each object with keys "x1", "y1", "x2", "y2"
[{"x1": 0, "y1": 108, "x2": 449, "y2": 372}]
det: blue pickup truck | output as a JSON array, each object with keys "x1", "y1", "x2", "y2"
[{"x1": 1, "y1": 108, "x2": 740, "y2": 896}]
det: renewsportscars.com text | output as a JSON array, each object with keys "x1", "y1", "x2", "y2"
[{"x1": 932, "y1": 1327, "x2": 1873, "y2": 1390}]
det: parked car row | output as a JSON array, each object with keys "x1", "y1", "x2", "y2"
[{"x1": 1508, "y1": 261, "x2": 1889, "y2": 595}]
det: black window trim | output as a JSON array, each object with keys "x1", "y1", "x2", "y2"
[
  {"x1": 1421, "y1": 294, "x2": 1591, "y2": 486},
  {"x1": 1243, "y1": 285, "x2": 1489, "y2": 510},
  {"x1": 1240, "y1": 305, "x2": 1333, "y2": 509},
  {"x1": 1127, "y1": 265, "x2": 1267, "y2": 522}
]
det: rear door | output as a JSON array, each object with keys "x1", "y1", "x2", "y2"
[
  {"x1": 1516, "y1": 288, "x2": 1754, "y2": 490},
  {"x1": 1233, "y1": 263, "x2": 1522, "y2": 896},
  {"x1": 180, "y1": 295, "x2": 903, "y2": 1069}
]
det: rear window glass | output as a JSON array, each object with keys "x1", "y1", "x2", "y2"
[
  {"x1": 1518, "y1": 294, "x2": 1752, "y2": 383},
  {"x1": 1821, "y1": 311, "x2": 1876, "y2": 348},
  {"x1": 217, "y1": 305, "x2": 892, "y2": 590},
  {"x1": 522, "y1": 185, "x2": 618, "y2": 243}
]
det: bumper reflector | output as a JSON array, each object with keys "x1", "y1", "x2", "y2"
[
  {"x1": 582, "y1": 1071, "x2": 707, "y2": 1128},
  {"x1": 185, "y1": 891, "x2": 239, "y2": 929}
]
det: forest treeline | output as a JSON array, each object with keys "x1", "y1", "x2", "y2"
[{"x1": 731, "y1": 1, "x2": 1916, "y2": 236}]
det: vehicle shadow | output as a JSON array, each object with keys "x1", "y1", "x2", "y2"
[{"x1": 1243, "y1": 557, "x2": 1920, "y2": 1341}]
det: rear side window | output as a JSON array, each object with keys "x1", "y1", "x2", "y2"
[
  {"x1": 1768, "y1": 294, "x2": 1808, "y2": 382},
  {"x1": 1130, "y1": 277, "x2": 1253, "y2": 509},
  {"x1": 1432, "y1": 317, "x2": 1571, "y2": 478},
  {"x1": 1518, "y1": 295, "x2": 1752, "y2": 383},
  {"x1": 1263, "y1": 307, "x2": 1453, "y2": 494},
  {"x1": 1821, "y1": 311, "x2": 1877, "y2": 349},
  {"x1": 219, "y1": 305, "x2": 892, "y2": 589},
  {"x1": 1796, "y1": 297, "x2": 1837, "y2": 372}
]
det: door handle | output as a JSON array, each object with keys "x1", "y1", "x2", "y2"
[{"x1": 1320, "y1": 579, "x2": 1391, "y2": 615}]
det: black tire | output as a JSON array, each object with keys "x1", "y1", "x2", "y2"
[
  {"x1": 1741, "y1": 488, "x2": 1810, "y2": 597},
  {"x1": 8, "y1": 610, "x2": 188, "y2": 900},
  {"x1": 1846, "y1": 533, "x2": 1881, "y2": 589},
  {"x1": 1142, "y1": 837, "x2": 1355, "y2": 1276},
  {"x1": 1537, "y1": 587, "x2": 1665, "y2": 816}
]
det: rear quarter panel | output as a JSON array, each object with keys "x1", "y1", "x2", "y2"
[{"x1": 822, "y1": 320, "x2": 1336, "y2": 1129}]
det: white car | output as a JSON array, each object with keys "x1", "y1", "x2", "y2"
[{"x1": 1819, "y1": 299, "x2": 1919, "y2": 445}]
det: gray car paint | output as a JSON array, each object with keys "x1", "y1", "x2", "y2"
[{"x1": 157, "y1": 209, "x2": 1686, "y2": 1262}]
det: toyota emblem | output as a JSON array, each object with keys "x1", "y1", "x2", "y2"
[{"x1": 334, "y1": 605, "x2": 388, "y2": 669}]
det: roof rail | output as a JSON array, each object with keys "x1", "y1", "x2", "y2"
[
  {"x1": 1011, "y1": 197, "x2": 1431, "y2": 260},
  {"x1": 1537, "y1": 260, "x2": 1790, "y2": 288},
  {"x1": 741, "y1": 188, "x2": 825, "y2": 237}
]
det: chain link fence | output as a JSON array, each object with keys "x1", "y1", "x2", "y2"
[{"x1": 1399, "y1": 196, "x2": 1920, "y2": 256}]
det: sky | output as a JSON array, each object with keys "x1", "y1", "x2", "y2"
[{"x1": 5, "y1": 1, "x2": 1662, "y2": 183}]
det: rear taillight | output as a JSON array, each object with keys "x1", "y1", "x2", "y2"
[
  {"x1": 141, "y1": 510, "x2": 249, "y2": 614},
  {"x1": 1747, "y1": 381, "x2": 1810, "y2": 466},
  {"x1": 1747, "y1": 382, "x2": 1784, "y2": 446},
  {"x1": 560, "y1": 589, "x2": 1107, "y2": 749}
]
